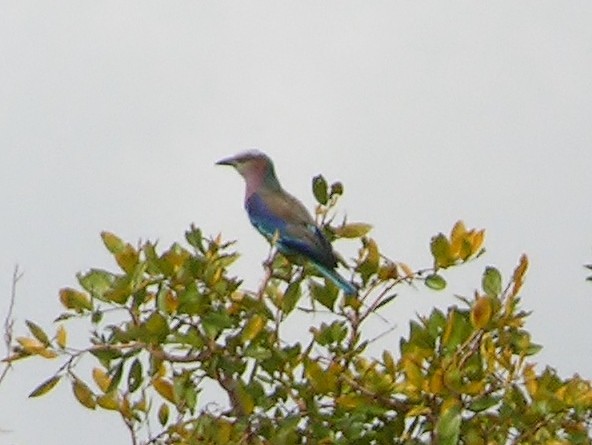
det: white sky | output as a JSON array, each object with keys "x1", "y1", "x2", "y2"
[{"x1": 1, "y1": 2, "x2": 591, "y2": 444}]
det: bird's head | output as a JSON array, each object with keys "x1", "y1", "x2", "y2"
[{"x1": 216, "y1": 150, "x2": 280, "y2": 191}]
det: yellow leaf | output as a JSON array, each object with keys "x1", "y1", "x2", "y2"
[
  {"x1": 73, "y1": 379, "x2": 96, "y2": 409},
  {"x1": 365, "y1": 238, "x2": 379, "y2": 268},
  {"x1": 2, "y1": 351, "x2": 29, "y2": 363},
  {"x1": 235, "y1": 383, "x2": 255, "y2": 415},
  {"x1": 134, "y1": 393, "x2": 148, "y2": 412},
  {"x1": 92, "y1": 368, "x2": 111, "y2": 393},
  {"x1": 402, "y1": 357, "x2": 424, "y2": 389},
  {"x1": 441, "y1": 396, "x2": 461, "y2": 413},
  {"x1": 17, "y1": 337, "x2": 57, "y2": 358},
  {"x1": 97, "y1": 393, "x2": 119, "y2": 410},
  {"x1": 153, "y1": 378, "x2": 175, "y2": 403},
  {"x1": 17, "y1": 337, "x2": 40, "y2": 351},
  {"x1": 463, "y1": 380, "x2": 485, "y2": 395},
  {"x1": 382, "y1": 350, "x2": 396, "y2": 376},
  {"x1": 37, "y1": 348, "x2": 58, "y2": 359},
  {"x1": 56, "y1": 325, "x2": 67, "y2": 349},
  {"x1": 471, "y1": 296, "x2": 493, "y2": 329},
  {"x1": 524, "y1": 363, "x2": 538, "y2": 398},
  {"x1": 407, "y1": 405, "x2": 431, "y2": 417},
  {"x1": 336, "y1": 394, "x2": 366, "y2": 410},
  {"x1": 442, "y1": 311, "x2": 455, "y2": 347},
  {"x1": 59, "y1": 287, "x2": 92, "y2": 312},
  {"x1": 119, "y1": 395, "x2": 132, "y2": 419},
  {"x1": 101, "y1": 231, "x2": 125, "y2": 253},
  {"x1": 449, "y1": 221, "x2": 467, "y2": 257},
  {"x1": 378, "y1": 263, "x2": 398, "y2": 280},
  {"x1": 513, "y1": 253, "x2": 529, "y2": 282},
  {"x1": 215, "y1": 419, "x2": 233, "y2": 443},
  {"x1": 398, "y1": 262, "x2": 415, "y2": 278},
  {"x1": 241, "y1": 314, "x2": 265, "y2": 343},
  {"x1": 29, "y1": 375, "x2": 61, "y2": 397},
  {"x1": 511, "y1": 254, "x2": 529, "y2": 297},
  {"x1": 305, "y1": 360, "x2": 337, "y2": 394},
  {"x1": 155, "y1": 361, "x2": 167, "y2": 379},
  {"x1": 115, "y1": 244, "x2": 139, "y2": 274},
  {"x1": 333, "y1": 223, "x2": 373, "y2": 239},
  {"x1": 429, "y1": 369, "x2": 444, "y2": 395},
  {"x1": 470, "y1": 229, "x2": 486, "y2": 255},
  {"x1": 165, "y1": 290, "x2": 179, "y2": 314}
]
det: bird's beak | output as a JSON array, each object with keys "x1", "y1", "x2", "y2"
[{"x1": 215, "y1": 156, "x2": 236, "y2": 167}]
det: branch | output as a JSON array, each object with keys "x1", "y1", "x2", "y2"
[{"x1": 0, "y1": 265, "x2": 22, "y2": 386}]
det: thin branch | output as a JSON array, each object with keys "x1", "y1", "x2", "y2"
[
  {"x1": 257, "y1": 248, "x2": 278, "y2": 300},
  {"x1": 0, "y1": 265, "x2": 22, "y2": 386}
]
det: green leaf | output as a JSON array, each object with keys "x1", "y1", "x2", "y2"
[
  {"x1": 244, "y1": 344, "x2": 272, "y2": 361},
  {"x1": 101, "y1": 231, "x2": 125, "y2": 254},
  {"x1": 312, "y1": 174, "x2": 329, "y2": 205},
  {"x1": 182, "y1": 384, "x2": 198, "y2": 413},
  {"x1": 313, "y1": 321, "x2": 347, "y2": 346},
  {"x1": 436, "y1": 400, "x2": 461, "y2": 445},
  {"x1": 469, "y1": 395, "x2": 501, "y2": 412},
  {"x1": 235, "y1": 382, "x2": 255, "y2": 415},
  {"x1": 185, "y1": 225, "x2": 204, "y2": 251},
  {"x1": 430, "y1": 233, "x2": 455, "y2": 268},
  {"x1": 177, "y1": 282, "x2": 206, "y2": 315},
  {"x1": 330, "y1": 181, "x2": 344, "y2": 197},
  {"x1": 426, "y1": 308, "x2": 447, "y2": 339},
  {"x1": 90, "y1": 347, "x2": 122, "y2": 369},
  {"x1": 29, "y1": 375, "x2": 61, "y2": 397},
  {"x1": 357, "y1": 238, "x2": 380, "y2": 282},
  {"x1": 103, "y1": 275, "x2": 132, "y2": 305},
  {"x1": 425, "y1": 273, "x2": 446, "y2": 290},
  {"x1": 525, "y1": 343, "x2": 543, "y2": 356},
  {"x1": 77, "y1": 269, "x2": 114, "y2": 300},
  {"x1": 202, "y1": 311, "x2": 234, "y2": 339},
  {"x1": 144, "y1": 312, "x2": 170, "y2": 344},
  {"x1": 281, "y1": 281, "x2": 301, "y2": 315},
  {"x1": 482, "y1": 266, "x2": 502, "y2": 297},
  {"x1": 106, "y1": 361, "x2": 124, "y2": 392},
  {"x1": 91, "y1": 310, "x2": 103, "y2": 324},
  {"x1": 442, "y1": 309, "x2": 473, "y2": 351},
  {"x1": 127, "y1": 358, "x2": 142, "y2": 393},
  {"x1": 158, "y1": 403, "x2": 169, "y2": 426},
  {"x1": 310, "y1": 281, "x2": 337, "y2": 311},
  {"x1": 374, "y1": 294, "x2": 397, "y2": 311},
  {"x1": 333, "y1": 223, "x2": 373, "y2": 239},
  {"x1": 25, "y1": 320, "x2": 50, "y2": 346}
]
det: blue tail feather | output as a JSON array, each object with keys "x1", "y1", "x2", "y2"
[{"x1": 313, "y1": 263, "x2": 358, "y2": 296}]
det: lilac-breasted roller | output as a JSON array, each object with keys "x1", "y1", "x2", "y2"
[{"x1": 216, "y1": 150, "x2": 357, "y2": 295}]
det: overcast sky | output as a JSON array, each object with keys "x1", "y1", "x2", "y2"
[{"x1": 1, "y1": 2, "x2": 591, "y2": 444}]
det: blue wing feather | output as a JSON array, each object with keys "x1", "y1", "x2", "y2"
[
  {"x1": 246, "y1": 192, "x2": 356, "y2": 295},
  {"x1": 246, "y1": 194, "x2": 334, "y2": 265}
]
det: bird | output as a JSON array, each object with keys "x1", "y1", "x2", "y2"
[{"x1": 216, "y1": 150, "x2": 357, "y2": 295}]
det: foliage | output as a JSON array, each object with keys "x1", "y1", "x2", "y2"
[{"x1": 6, "y1": 177, "x2": 592, "y2": 445}]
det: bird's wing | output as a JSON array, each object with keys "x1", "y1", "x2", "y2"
[{"x1": 246, "y1": 190, "x2": 337, "y2": 268}]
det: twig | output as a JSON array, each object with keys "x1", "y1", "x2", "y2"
[
  {"x1": 257, "y1": 248, "x2": 278, "y2": 300},
  {"x1": 0, "y1": 265, "x2": 22, "y2": 386}
]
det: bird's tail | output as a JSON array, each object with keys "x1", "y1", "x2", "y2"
[{"x1": 313, "y1": 263, "x2": 358, "y2": 296}]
